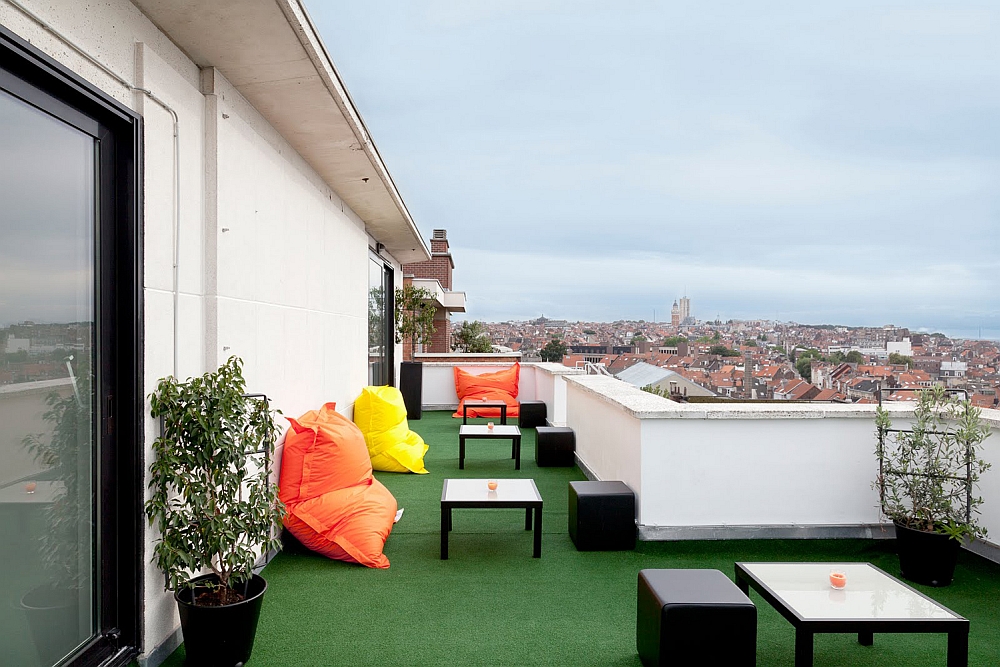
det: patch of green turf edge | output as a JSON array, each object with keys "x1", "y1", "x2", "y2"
[{"x1": 160, "y1": 411, "x2": 1000, "y2": 666}]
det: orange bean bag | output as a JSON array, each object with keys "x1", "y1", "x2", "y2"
[
  {"x1": 452, "y1": 363, "x2": 520, "y2": 419},
  {"x1": 279, "y1": 403, "x2": 397, "y2": 568}
]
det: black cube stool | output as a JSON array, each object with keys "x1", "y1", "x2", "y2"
[
  {"x1": 535, "y1": 426, "x2": 575, "y2": 467},
  {"x1": 568, "y1": 480, "x2": 635, "y2": 550},
  {"x1": 637, "y1": 569, "x2": 756, "y2": 666},
  {"x1": 518, "y1": 400, "x2": 547, "y2": 428}
]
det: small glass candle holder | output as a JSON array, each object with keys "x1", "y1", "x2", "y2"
[
  {"x1": 25, "y1": 481, "x2": 37, "y2": 494},
  {"x1": 487, "y1": 480, "x2": 498, "y2": 491},
  {"x1": 487, "y1": 421, "x2": 494, "y2": 430},
  {"x1": 829, "y1": 570, "x2": 847, "y2": 589}
]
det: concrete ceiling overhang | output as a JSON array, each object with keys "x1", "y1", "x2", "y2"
[{"x1": 132, "y1": 0, "x2": 431, "y2": 264}]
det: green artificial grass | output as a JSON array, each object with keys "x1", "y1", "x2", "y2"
[{"x1": 162, "y1": 411, "x2": 1000, "y2": 666}]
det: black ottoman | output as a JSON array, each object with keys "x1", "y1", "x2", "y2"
[
  {"x1": 637, "y1": 569, "x2": 756, "y2": 666},
  {"x1": 535, "y1": 426, "x2": 575, "y2": 467},
  {"x1": 568, "y1": 480, "x2": 635, "y2": 550},
  {"x1": 518, "y1": 400, "x2": 547, "y2": 428}
]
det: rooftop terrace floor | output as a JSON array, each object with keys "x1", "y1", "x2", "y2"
[{"x1": 163, "y1": 411, "x2": 1000, "y2": 666}]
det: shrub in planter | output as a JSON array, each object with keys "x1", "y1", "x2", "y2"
[
  {"x1": 874, "y1": 386, "x2": 992, "y2": 586},
  {"x1": 146, "y1": 357, "x2": 284, "y2": 665},
  {"x1": 394, "y1": 284, "x2": 436, "y2": 419}
]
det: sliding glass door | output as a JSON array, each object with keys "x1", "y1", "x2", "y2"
[
  {"x1": 0, "y1": 79, "x2": 98, "y2": 667},
  {"x1": 1, "y1": 25, "x2": 141, "y2": 667}
]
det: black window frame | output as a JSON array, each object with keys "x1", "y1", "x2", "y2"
[
  {"x1": 369, "y1": 253, "x2": 395, "y2": 387},
  {"x1": 0, "y1": 24, "x2": 143, "y2": 667}
]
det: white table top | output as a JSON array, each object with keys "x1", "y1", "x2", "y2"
[
  {"x1": 740, "y1": 563, "x2": 958, "y2": 621},
  {"x1": 0, "y1": 480, "x2": 65, "y2": 504},
  {"x1": 459, "y1": 425, "x2": 520, "y2": 436},
  {"x1": 442, "y1": 478, "x2": 541, "y2": 503}
]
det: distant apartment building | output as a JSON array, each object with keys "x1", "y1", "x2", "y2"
[
  {"x1": 886, "y1": 338, "x2": 912, "y2": 357},
  {"x1": 402, "y1": 229, "x2": 467, "y2": 356}
]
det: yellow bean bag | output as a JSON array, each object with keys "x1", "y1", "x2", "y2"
[{"x1": 353, "y1": 386, "x2": 429, "y2": 474}]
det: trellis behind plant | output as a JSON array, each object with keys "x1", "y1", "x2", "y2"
[{"x1": 874, "y1": 386, "x2": 990, "y2": 540}]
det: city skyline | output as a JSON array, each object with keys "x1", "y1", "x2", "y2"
[{"x1": 310, "y1": 2, "x2": 999, "y2": 340}]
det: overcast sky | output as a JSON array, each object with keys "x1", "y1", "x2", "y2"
[{"x1": 308, "y1": 1, "x2": 999, "y2": 338}]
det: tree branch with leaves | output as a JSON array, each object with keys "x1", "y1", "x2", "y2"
[{"x1": 394, "y1": 284, "x2": 437, "y2": 358}]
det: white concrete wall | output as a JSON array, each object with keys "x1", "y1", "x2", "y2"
[
  {"x1": 563, "y1": 375, "x2": 1000, "y2": 554},
  {"x1": 421, "y1": 362, "x2": 519, "y2": 409},
  {"x1": 0, "y1": 2, "x2": 401, "y2": 660},
  {"x1": 972, "y1": 412, "x2": 1000, "y2": 549},
  {"x1": 420, "y1": 362, "x2": 582, "y2": 416},
  {"x1": 567, "y1": 380, "x2": 643, "y2": 510},
  {"x1": 638, "y1": 416, "x2": 880, "y2": 528}
]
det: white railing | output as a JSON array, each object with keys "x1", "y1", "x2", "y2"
[{"x1": 575, "y1": 361, "x2": 615, "y2": 377}]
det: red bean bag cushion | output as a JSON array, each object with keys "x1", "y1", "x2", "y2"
[
  {"x1": 452, "y1": 363, "x2": 520, "y2": 419},
  {"x1": 279, "y1": 403, "x2": 396, "y2": 568}
]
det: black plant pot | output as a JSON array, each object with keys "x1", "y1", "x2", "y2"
[
  {"x1": 894, "y1": 520, "x2": 961, "y2": 587},
  {"x1": 399, "y1": 361, "x2": 423, "y2": 420},
  {"x1": 176, "y1": 574, "x2": 267, "y2": 666},
  {"x1": 21, "y1": 584, "x2": 80, "y2": 666}
]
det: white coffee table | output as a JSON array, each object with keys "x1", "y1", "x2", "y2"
[
  {"x1": 735, "y1": 562, "x2": 969, "y2": 666},
  {"x1": 458, "y1": 424, "x2": 522, "y2": 470},
  {"x1": 440, "y1": 478, "x2": 542, "y2": 559}
]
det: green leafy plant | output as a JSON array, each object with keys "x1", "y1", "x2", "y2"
[
  {"x1": 394, "y1": 284, "x2": 437, "y2": 358},
  {"x1": 641, "y1": 384, "x2": 669, "y2": 398},
  {"x1": 146, "y1": 357, "x2": 284, "y2": 604},
  {"x1": 540, "y1": 338, "x2": 567, "y2": 362},
  {"x1": 454, "y1": 320, "x2": 493, "y2": 353},
  {"x1": 874, "y1": 386, "x2": 992, "y2": 542}
]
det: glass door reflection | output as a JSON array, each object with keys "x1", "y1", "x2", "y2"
[{"x1": 0, "y1": 89, "x2": 97, "y2": 666}]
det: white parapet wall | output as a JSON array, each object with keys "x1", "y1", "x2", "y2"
[
  {"x1": 421, "y1": 361, "x2": 582, "y2": 423},
  {"x1": 565, "y1": 374, "x2": 1000, "y2": 560}
]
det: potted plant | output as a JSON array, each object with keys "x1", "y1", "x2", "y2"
[
  {"x1": 874, "y1": 385, "x2": 992, "y2": 586},
  {"x1": 146, "y1": 357, "x2": 284, "y2": 665},
  {"x1": 394, "y1": 283, "x2": 436, "y2": 420}
]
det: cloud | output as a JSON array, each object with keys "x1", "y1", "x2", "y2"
[{"x1": 308, "y1": 1, "x2": 1000, "y2": 332}]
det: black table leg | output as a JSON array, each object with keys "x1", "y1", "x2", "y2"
[
  {"x1": 525, "y1": 507, "x2": 532, "y2": 530},
  {"x1": 795, "y1": 627, "x2": 813, "y2": 667},
  {"x1": 948, "y1": 628, "x2": 969, "y2": 667},
  {"x1": 459, "y1": 435, "x2": 465, "y2": 469},
  {"x1": 440, "y1": 506, "x2": 450, "y2": 560},
  {"x1": 858, "y1": 631, "x2": 873, "y2": 646},
  {"x1": 514, "y1": 435, "x2": 521, "y2": 470},
  {"x1": 463, "y1": 406, "x2": 468, "y2": 425},
  {"x1": 735, "y1": 573, "x2": 750, "y2": 596},
  {"x1": 500, "y1": 405, "x2": 507, "y2": 425},
  {"x1": 532, "y1": 506, "x2": 542, "y2": 557}
]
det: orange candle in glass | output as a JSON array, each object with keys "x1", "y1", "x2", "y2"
[
  {"x1": 487, "y1": 480, "x2": 498, "y2": 491},
  {"x1": 487, "y1": 421, "x2": 494, "y2": 430},
  {"x1": 829, "y1": 571, "x2": 847, "y2": 589}
]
